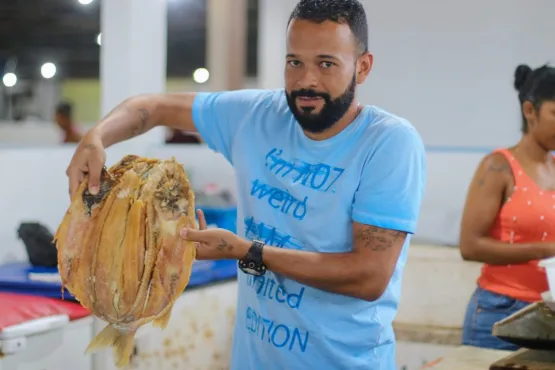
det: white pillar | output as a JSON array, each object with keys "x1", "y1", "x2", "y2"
[
  {"x1": 100, "y1": 0, "x2": 167, "y2": 147},
  {"x1": 33, "y1": 80, "x2": 60, "y2": 121},
  {"x1": 257, "y1": 0, "x2": 297, "y2": 89},
  {"x1": 206, "y1": 0, "x2": 247, "y2": 91}
]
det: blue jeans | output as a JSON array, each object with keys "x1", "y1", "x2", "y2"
[{"x1": 461, "y1": 286, "x2": 529, "y2": 351}]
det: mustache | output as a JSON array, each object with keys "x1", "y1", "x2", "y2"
[{"x1": 290, "y1": 89, "x2": 330, "y2": 99}]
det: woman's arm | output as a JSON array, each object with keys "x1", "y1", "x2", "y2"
[{"x1": 459, "y1": 152, "x2": 555, "y2": 264}]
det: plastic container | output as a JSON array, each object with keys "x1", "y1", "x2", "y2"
[
  {"x1": 198, "y1": 206, "x2": 238, "y2": 233},
  {"x1": 538, "y1": 256, "x2": 555, "y2": 299}
]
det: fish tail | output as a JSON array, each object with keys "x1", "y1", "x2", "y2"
[{"x1": 85, "y1": 324, "x2": 136, "y2": 368}]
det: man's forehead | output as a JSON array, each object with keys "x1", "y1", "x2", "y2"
[{"x1": 286, "y1": 19, "x2": 357, "y2": 55}]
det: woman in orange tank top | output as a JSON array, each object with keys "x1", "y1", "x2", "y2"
[{"x1": 460, "y1": 64, "x2": 555, "y2": 350}]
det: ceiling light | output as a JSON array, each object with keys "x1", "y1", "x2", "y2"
[
  {"x1": 41, "y1": 62, "x2": 56, "y2": 79},
  {"x1": 193, "y1": 68, "x2": 209, "y2": 84},
  {"x1": 2, "y1": 73, "x2": 17, "y2": 87}
]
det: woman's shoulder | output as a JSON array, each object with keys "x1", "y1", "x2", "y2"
[{"x1": 478, "y1": 148, "x2": 513, "y2": 170}]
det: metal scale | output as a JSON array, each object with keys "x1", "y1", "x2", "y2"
[{"x1": 489, "y1": 292, "x2": 555, "y2": 369}]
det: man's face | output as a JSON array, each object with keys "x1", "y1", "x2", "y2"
[{"x1": 284, "y1": 19, "x2": 371, "y2": 133}]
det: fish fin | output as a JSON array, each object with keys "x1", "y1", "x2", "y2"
[
  {"x1": 112, "y1": 331, "x2": 136, "y2": 368},
  {"x1": 85, "y1": 324, "x2": 136, "y2": 368},
  {"x1": 85, "y1": 324, "x2": 119, "y2": 353},
  {"x1": 152, "y1": 306, "x2": 173, "y2": 329}
]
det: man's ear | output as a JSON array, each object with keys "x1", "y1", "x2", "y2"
[{"x1": 356, "y1": 52, "x2": 373, "y2": 84}]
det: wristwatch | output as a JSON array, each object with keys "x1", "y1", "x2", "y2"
[{"x1": 238, "y1": 240, "x2": 266, "y2": 276}]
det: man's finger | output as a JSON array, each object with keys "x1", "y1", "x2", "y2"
[
  {"x1": 87, "y1": 158, "x2": 103, "y2": 195},
  {"x1": 180, "y1": 228, "x2": 206, "y2": 242},
  {"x1": 197, "y1": 209, "x2": 207, "y2": 230}
]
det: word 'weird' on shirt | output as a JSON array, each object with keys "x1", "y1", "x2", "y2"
[
  {"x1": 250, "y1": 179, "x2": 308, "y2": 220},
  {"x1": 246, "y1": 306, "x2": 309, "y2": 353}
]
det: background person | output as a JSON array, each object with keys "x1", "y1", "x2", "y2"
[
  {"x1": 54, "y1": 101, "x2": 82, "y2": 144},
  {"x1": 459, "y1": 63, "x2": 555, "y2": 350}
]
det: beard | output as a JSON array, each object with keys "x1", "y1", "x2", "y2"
[{"x1": 286, "y1": 75, "x2": 357, "y2": 134}]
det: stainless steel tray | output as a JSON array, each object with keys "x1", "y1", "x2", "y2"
[{"x1": 492, "y1": 302, "x2": 555, "y2": 350}]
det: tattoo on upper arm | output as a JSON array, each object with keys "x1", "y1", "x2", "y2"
[
  {"x1": 477, "y1": 161, "x2": 511, "y2": 187},
  {"x1": 131, "y1": 108, "x2": 150, "y2": 137},
  {"x1": 355, "y1": 226, "x2": 405, "y2": 251}
]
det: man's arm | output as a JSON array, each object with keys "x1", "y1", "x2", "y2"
[
  {"x1": 236, "y1": 223, "x2": 406, "y2": 301},
  {"x1": 232, "y1": 122, "x2": 426, "y2": 302},
  {"x1": 96, "y1": 93, "x2": 198, "y2": 148},
  {"x1": 92, "y1": 89, "x2": 272, "y2": 163}
]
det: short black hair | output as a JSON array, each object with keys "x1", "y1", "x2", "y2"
[
  {"x1": 288, "y1": 0, "x2": 369, "y2": 54},
  {"x1": 55, "y1": 101, "x2": 73, "y2": 118},
  {"x1": 514, "y1": 64, "x2": 555, "y2": 133}
]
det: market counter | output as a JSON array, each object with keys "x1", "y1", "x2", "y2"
[{"x1": 422, "y1": 346, "x2": 511, "y2": 370}]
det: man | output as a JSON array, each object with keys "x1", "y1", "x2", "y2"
[
  {"x1": 54, "y1": 102, "x2": 82, "y2": 144},
  {"x1": 66, "y1": 0, "x2": 426, "y2": 368}
]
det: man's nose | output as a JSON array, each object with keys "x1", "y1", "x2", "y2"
[{"x1": 297, "y1": 67, "x2": 319, "y2": 89}]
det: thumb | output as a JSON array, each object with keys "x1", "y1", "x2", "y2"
[{"x1": 180, "y1": 228, "x2": 207, "y2": 242}]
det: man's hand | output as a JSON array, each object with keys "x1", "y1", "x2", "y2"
[
  {"x1": 66, "y1": 130, "x2": 106, "y2": 199},
  {"x1": 65, "y1": 93, "x2": 201, "y2": 200},
  {"x1": 180, "y1": 210, "x2": 248, "y2": 260}
]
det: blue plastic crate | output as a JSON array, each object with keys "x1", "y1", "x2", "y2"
[{"x1": 199, "y1": 206, "x2": 237, "y2": 233}]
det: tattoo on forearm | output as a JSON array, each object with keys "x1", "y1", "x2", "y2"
[
  {"x1": 216, "y1": 239, "x2": 233, "y2": 252},
  {"x1": 356, "y1": 226, "x2": 404, "y2": 251},
  {"x1": 131, "y1": 108, "x2": 150, "y2": 137}
]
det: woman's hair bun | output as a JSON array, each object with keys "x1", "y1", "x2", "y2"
[{"x1": 514, "y1": 64, "x2": 532, "y2": 91}]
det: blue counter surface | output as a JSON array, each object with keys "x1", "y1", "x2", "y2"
[{"x1": 0, "y1": 259, "x2": 238, "y2": 301}]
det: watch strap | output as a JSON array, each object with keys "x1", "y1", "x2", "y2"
[
  {"x1": 238, "y1": 240, "x2": 266, "y2": 275},
  {"x1": 245, "y1": 240, "x2": 264, "y2": 263}
]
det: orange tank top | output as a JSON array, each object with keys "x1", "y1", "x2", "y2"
[{"x1": 477, "y1": 148, "x2": 552, "y2": 302}]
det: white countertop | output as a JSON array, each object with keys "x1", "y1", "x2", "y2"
[{"x1": 421, "y1": 345, "x2": 511, "y2": 370}]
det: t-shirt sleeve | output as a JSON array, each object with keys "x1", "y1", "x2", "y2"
[
  {"x1": 191, "y1": 89, "x2": 270, "y2": 163},
  {"x1": 352, "y1": 123, "x2": 427, "y2": 234}
]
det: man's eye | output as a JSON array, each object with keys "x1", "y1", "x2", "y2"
[
  {"x1": 288, "y1": 60, "x2": 301, "y2": 67},
  {"x1": 320, "y1": 61, "x2": 334, "y2": 69}
]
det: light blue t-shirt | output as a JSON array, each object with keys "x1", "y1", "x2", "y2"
[{"x1": 192, "y1": 89, "x2": 426, "y2": 370}]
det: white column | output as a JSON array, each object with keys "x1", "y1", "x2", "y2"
[
  {"x1": 100, "y1": 0, "x2": 167, "y2": 147},
  {"x1": 257, "y1": 0, "x2": 297, "y2": 89},
  {"x1": 206, "y1": 0, "x2": 247, "y2": 91},
  {"x1": 33, "y1": 80, "x2": 60, "y2": 121}
]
